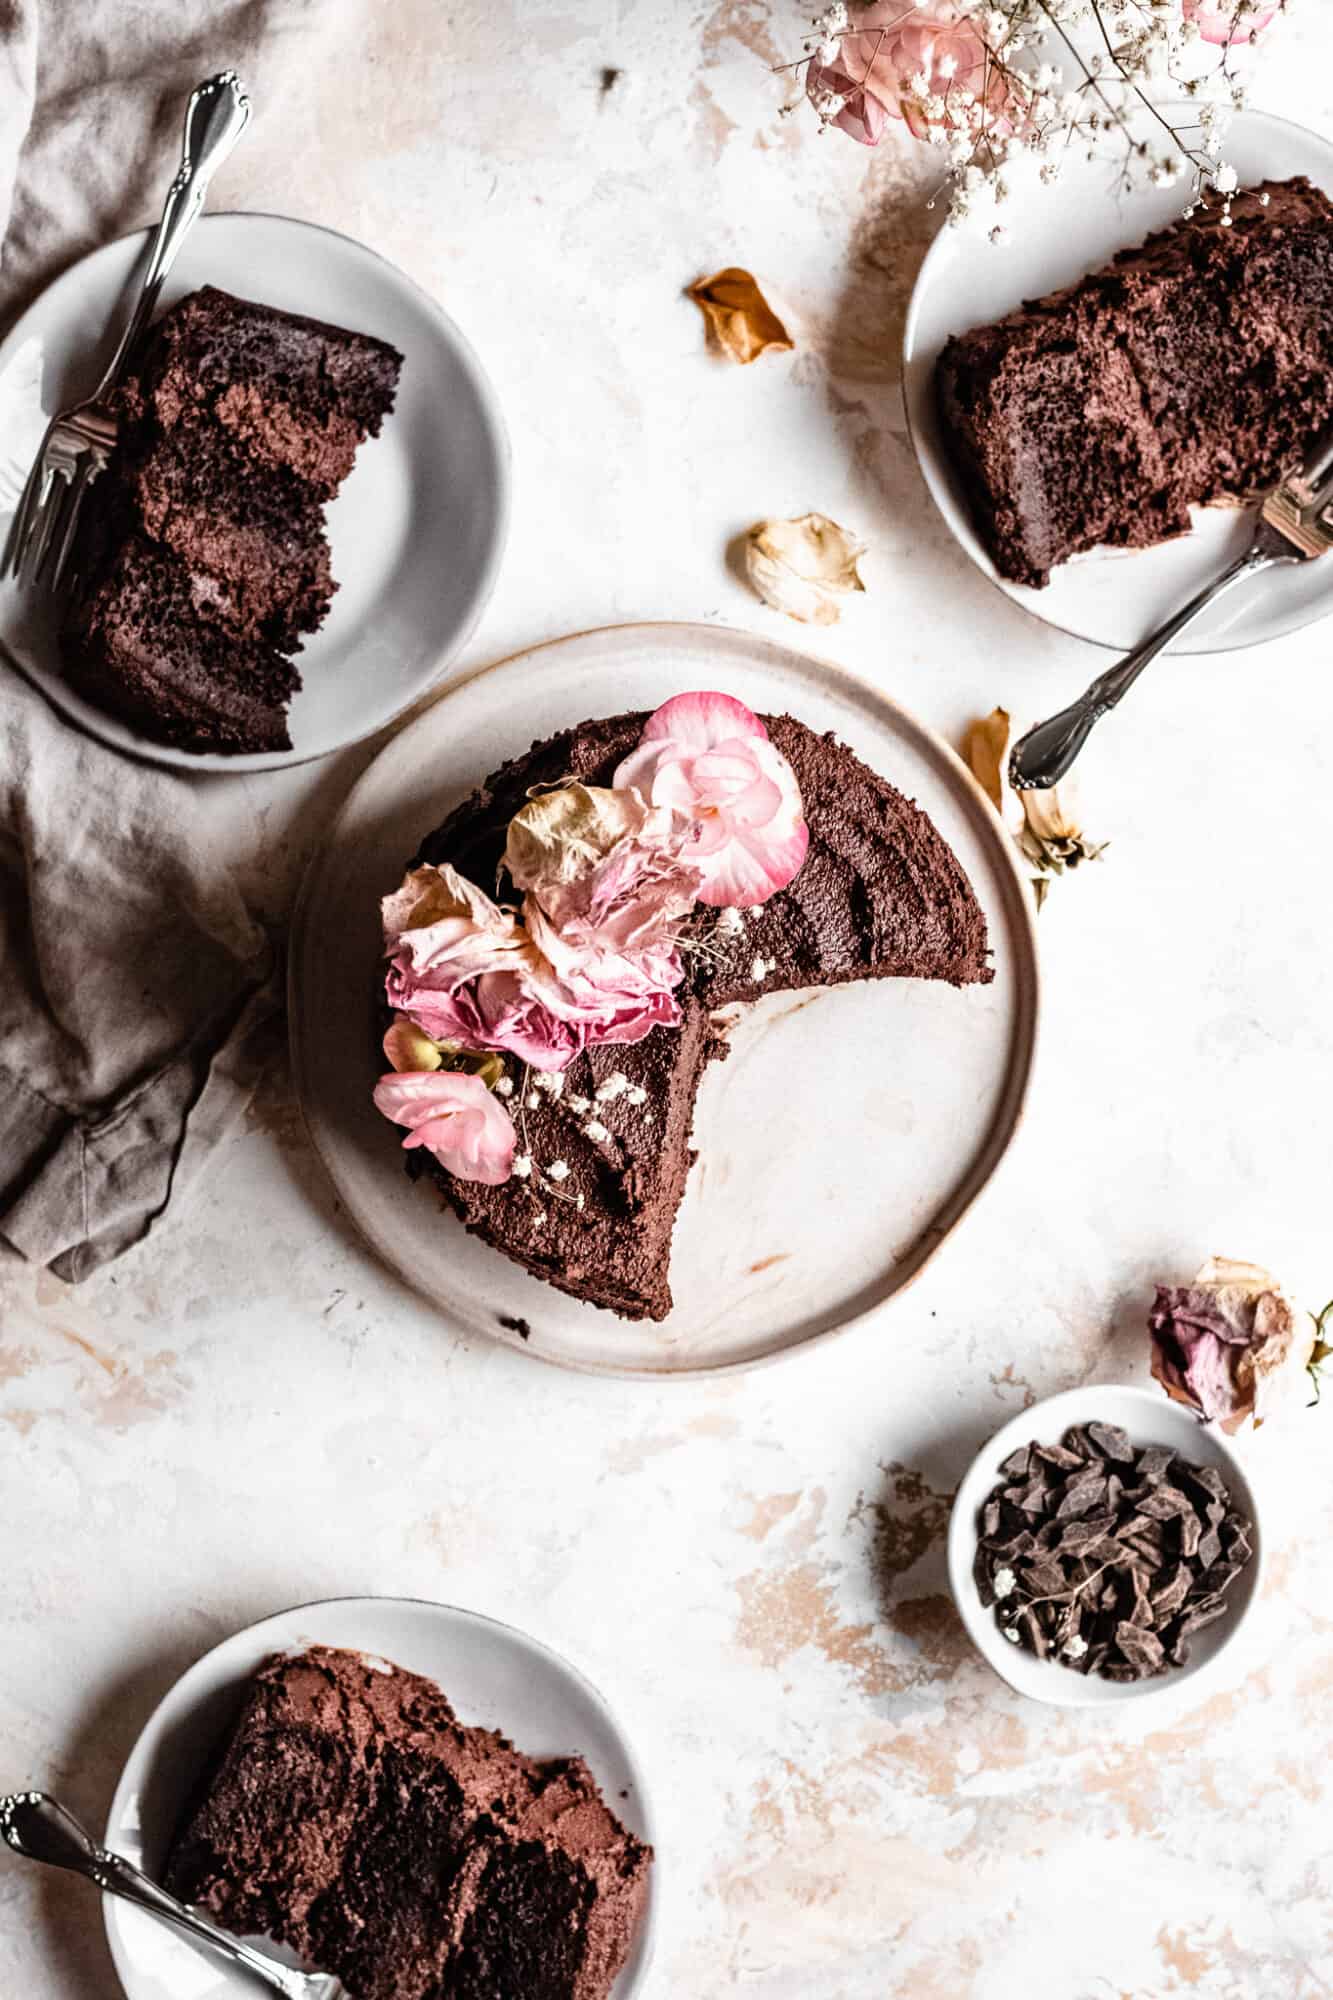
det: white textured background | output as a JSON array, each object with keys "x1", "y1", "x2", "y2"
[{"x1": 3, "y1": 4, "x2": 1333, "y2": 1996}]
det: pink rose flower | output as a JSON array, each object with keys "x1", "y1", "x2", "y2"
[
  {"x1": 806, "y1": 1, "x2": 1014, "y2": 147},
  {"x1": 372, "y1": 1069, "x2": 516, "y2": 1185},
  {"x1": 1148, "y1": 1256, "x2": 1318, "y2": 1433},
  {"x1": 1183, "y1": 0, "x2": 1276, "y2": 46},
  {"x1": 613, "y1": 691, "x2": 808, "y2": 907}
]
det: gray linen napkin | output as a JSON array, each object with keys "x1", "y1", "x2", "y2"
[
  {"x1": 0, "y1": 1, "x2": 323, "y2": 1278},
  {"x1": 0, "y1": 677, "x2": 282, "y2": 1279}
]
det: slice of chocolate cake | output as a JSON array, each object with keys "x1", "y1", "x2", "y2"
[
  {"x1": 401, "y1": 710, "x2": 992, "y2": 1321},
  {"x1": 166, "y1": 1646, "x2": 651, "y2": 2000},
  {"x1": 936, "y1": 178, "x2": 1333, "y2": 588},
  {"x1": 61, "y1": 285, "x2": 402, "y2": 753}
]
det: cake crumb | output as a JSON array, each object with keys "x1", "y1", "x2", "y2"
[
  {"x1": 583, "y1": 1119, "x2": 610, "y2": 1143},
  {"x1": 512, "y1": 1154, "x2": 532, "y2": 1180},
  {"x1": 750, "y1": 954, "x2": 771, "y2": 983},
  {"x1": 494, "y1": 1076, "x2": 514, "y2": 1098},
  {"x1": 716, "y1": 906, "x2": 745, "y2": 936},
  {"x1": 526, "y1": 1092, "x2": 541, "y2": 1111},
  {"x1": 568, "y1": 1094, "x2": 592, "y2": 1114},
  {"x1": 547, "y1": 1160, "x2": 570, "y2": 1183},
  {"x1": 595, "y1": 1071, "x2": 629, "y2": 1102},
  {"x1": 533, "y1": 1070, "x2": 565, "y2": 1097},
  {"x1": 626, "y1": 1085, "x2": 648, "y2": 1107}
]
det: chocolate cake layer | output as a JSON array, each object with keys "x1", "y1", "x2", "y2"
[
  {"x1": 167, "y1": 1646, "x2": 650, "y2": 2000},
  {"x1": 136, "y1": 285, "x2": 402, "y2": 496},
  {"x1": 129, "y1": 419, "x2": 335, "y2": 645},
  {"x1": 63, "y1": 534, "x2": 300, "y2": 754},
  {"x1": 936, "y1": 178, "x2": 1333, "y2": 588},
  {"x1": 61, "y1": 284, "x2": 402, "y2": 753},
  {"x1": 403, "y1": 709, "x2": 993, "y2": 1321}
]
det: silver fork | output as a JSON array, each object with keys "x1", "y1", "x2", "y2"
[
  {"x1": 1009, "y1": 424, "x2": 1333, "y2": 791},
  {"x1": 1, "y1": 71, "x2": 250, "y2": 593},
  {"x1": 1, "y1": 1792, "x2": 347, "y2": 2000}
]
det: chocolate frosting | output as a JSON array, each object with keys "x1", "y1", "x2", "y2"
[{"x1": 397, "y1": 707, "x2": 993, "y2": 1321}]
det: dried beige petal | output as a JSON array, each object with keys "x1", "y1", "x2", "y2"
[
  {"x1": 964, "y1": 708, "x2": 1026, "y2": 838},
  {"x1": 688, "y1": 268, "x2": 793, "y2": 365},
  {"x1": 504, "y1": 783, "x2": 641, "y2": 893},
  {"x1": 744, "y1": 513, "x2": 866, "y2": 626}
]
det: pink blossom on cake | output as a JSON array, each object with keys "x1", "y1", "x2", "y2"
[
  {"x1": 372, "y1": 1070, "x2": 516, "y2": 1185},
  {"x1": 613, "y1": 691, "x2": 808, "y2": 907}
]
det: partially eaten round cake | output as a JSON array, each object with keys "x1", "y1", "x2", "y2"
[{"x1": 372, "y1": 692, "x2": 993, "y2": 1322}]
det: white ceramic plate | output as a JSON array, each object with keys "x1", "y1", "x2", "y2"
[
  {"x1": 0, "y1": 211, "x2": 509, "y2": 771},
  {"x1": 947, "y1": 1386, "x2": 1263, "y2": 1710},
  {"x1": 904, "y1": 110, "x2": 1333, "y2": 653},
  {"x1": 104, "y1": 1596, "x2": 656, "y2": 2000},
  {"x1": 290, "y1": 622, "x2": 1039, "y2": 1378}
]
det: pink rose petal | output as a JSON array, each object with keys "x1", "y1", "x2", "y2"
[{"x1": 373, "y1": 1069, "x2": 515, "y2": 1186}]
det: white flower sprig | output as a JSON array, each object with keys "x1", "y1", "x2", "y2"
[{"x1": 780, "y1": 1, "x2": 1284, "y2": 234}]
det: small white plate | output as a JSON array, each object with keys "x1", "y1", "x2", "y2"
[
  {"x1": 0, "y1": 212, "x2": 509, "y2": 771},
  {"x1": 104, "y1": 1596, "x2": 656, "y2": 2000},
  {"x1": 289, "y1": 621, "x2": 1039, "y2": 1378},
  {"x1": 904, "y1": 110, "x2": 1333, "y2": 654},
  {"x1": 947, "y1": 1386, "x2": 1263, "y2": 1709}
]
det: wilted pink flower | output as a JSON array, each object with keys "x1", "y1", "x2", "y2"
[
  {"x1": 373, "y1": 1069, "x2": 516, "y2": 1185},
  {"x1": 1183, "y1": 0, "x2": 1277, "y2": 46},
  {"x1": 1148, "y1": 1256, "x2": 1319, "y2": 1433},
  {"x1": 806, "y1": 0, "x2": 1015, "y2": 146},
  {"x1": 614, "y1": 691, "x2": 808, "y2": 907}
]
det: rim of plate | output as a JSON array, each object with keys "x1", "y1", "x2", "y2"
[
  {"x1": 945, "y1": 1385, "x2": 1265, "y2": 1710},
  {"x1": 0, "y1": 209, "x2": 511, "y2": 775},
  {"x1": 288, "y1": 619, "x2": 1042, "y2": 1380},
  {"x1": 901, "y1": 106, "x2": 1333, "y2": 657},
  {"x1": 103, "y1": 1593, "x2": 658, "y2": 1999}
]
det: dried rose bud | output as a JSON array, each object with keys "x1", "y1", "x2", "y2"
[{"x1": 1149, "y1": 1256, "x2": 1328, "y2": 1433}]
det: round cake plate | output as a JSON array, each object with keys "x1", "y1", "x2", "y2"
[
  {"x1": 0, "y1": 211, "x2": 509, "y2": 772},
  {"x1": 104, "y1": 1596, "x2": 657, "y2": 2000},
  {"x1": 903, "y1": 108, "x2": 1333, "y2": 654},
  {"x1": 290, "y1": 622, "x2": 1039, "y2": 1378}
]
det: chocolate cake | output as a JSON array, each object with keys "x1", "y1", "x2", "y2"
[
  {"x1": 400, "y1": 710, "x2": 992, "y2": 1322},
  {"x1": 62, "y1": 286, "x2": 401, "y2": 752},
  {"x1": 936, "y1": 178, "x2": 1333, "y2": 588},
  {"x1": 167, "y1": 1646, "x2": 651, "y2": 2000}
]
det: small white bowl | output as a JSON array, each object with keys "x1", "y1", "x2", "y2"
[{"x1": 947, "y1": 1386, "x2": 1263, "y2": 1709}]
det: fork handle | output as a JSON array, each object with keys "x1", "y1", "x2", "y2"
[
  {"x1": 0, "y1": 1792, "x2": 312, "y2": 2000},
  {"x1": 1009, "y1": 542, "x2": 1278, "y2": 791},
  {"x1": 94, "y1": 71, "x2": 251, "y2": 397}
]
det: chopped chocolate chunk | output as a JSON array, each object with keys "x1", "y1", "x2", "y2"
[
  {"x1": 1135, "y1": 1447, "x2": 1176, "y2": 1484},
  {"x1": 999, "y1": 1444, "x2": 1032, "y2": 1480},
  {"x1": 1196, "y1": 1525, "x2": 1223, "y2": 1571},
  {"x1": 1087, "y1": 1422, "x2": 1136, "y2": 1463},
  {"x1": 1115, "y1": 1622, "x2": 1166, "y2": 1675}
]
